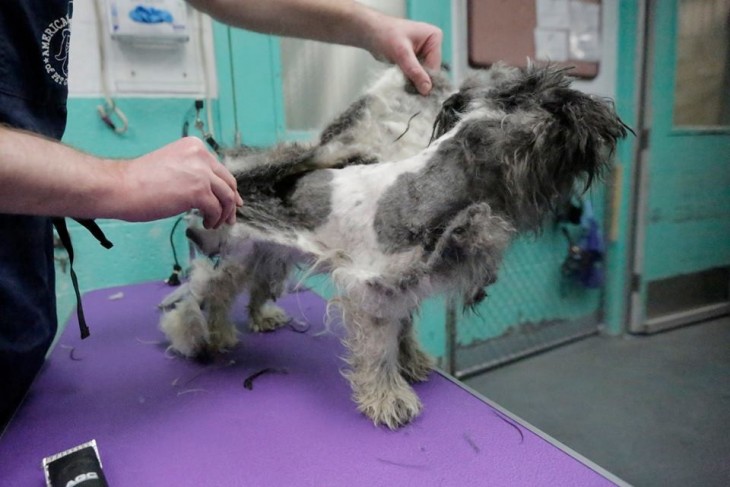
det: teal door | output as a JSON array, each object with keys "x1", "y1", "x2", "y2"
[{"x1": 630, "y1": 0, "x2": 730, "y2": 333}]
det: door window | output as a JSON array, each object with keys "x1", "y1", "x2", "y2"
[{"x1": 673, "y1": 0, "x2": 730, "y2": 127}]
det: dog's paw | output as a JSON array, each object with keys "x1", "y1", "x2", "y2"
[
  {"x1": 249, "y1": 304, "x2": 290, "y2": 332},
  {"x1": 207, "y1": 319, "x2": 239, "y2": 351},
  {"x1": 355, "y1": 381, "x2": 423, "y2": 429},
  {"x1": 159, "y1": 299, "x2": 210, "y2": 357}
]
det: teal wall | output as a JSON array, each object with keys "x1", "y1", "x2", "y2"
[
  {"x1": 407, "y1": 1, "x2": 453, "y2": 70},
  {"x1": 214, "y1": 27, "x2": 285, "y2": 147}
]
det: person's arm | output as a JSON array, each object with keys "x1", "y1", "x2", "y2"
[
  {"x1": 0, "y1": 126, "x2": 242, "y2": 229},
  {"x1": 186, "y1": 0, "x2": 442, "y2": 95}
]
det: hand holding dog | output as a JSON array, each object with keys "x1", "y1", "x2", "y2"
[
  {"x1": 362, "y1": 13, "x2": 443, "y2": 95},
  {"x1": 117, "y1": 137, "x2": 242, "y2": 229},
  {"x1": 187, "y1": 0, "x2": 443, "y2": 94},
  {"x1": 0, "y1": 127, "x2": 241, "y2": 228}
]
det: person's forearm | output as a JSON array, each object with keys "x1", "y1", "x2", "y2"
[
  {"x1": 0, "y1": 126, "x2": 242, "y2": 228},
  {"x1": 0, "y1": 126, "x2": 123, "y2": 219},
  {"x1": 187, "y1": 0, "x2": 379, "y2": 51},
  {"x1": 187, "y1": 0, "x2": 443, "y2": 95}
]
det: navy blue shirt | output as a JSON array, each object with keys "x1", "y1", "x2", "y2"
[{"x1": 0, "y1": 0, "x2": 72, "y2": 427}]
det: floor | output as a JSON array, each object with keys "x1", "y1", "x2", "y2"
[{"x1": 464, "y1": 316, "x2": 730, "y2": 487}]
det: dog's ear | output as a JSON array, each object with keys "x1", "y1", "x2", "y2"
[
  {"x1": 538, "y1": 87, "x2": 631, "y2": 190},
  {"x1": 431, "y1": 91, "x2": 470, "y2": 142}
]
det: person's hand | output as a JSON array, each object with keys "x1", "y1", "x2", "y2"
[
  {"x1": 114, "y1": 137, "x2": 242, "y2": 229},
  {"x1": 364, "y1": 14, "x2": 442, "y2": 95}
]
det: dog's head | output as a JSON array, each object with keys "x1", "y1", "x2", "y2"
[{"x1": 433, "y1": 63, "x2": 631, "y2": 230}]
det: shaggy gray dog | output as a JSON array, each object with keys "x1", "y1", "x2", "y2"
[{"x1": 160, "y1": 63, "x2": 629, "y2": 429}]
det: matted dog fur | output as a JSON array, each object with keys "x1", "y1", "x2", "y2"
[{"x1": 160, "y1": 63, "x2": 629, "y2": 429}]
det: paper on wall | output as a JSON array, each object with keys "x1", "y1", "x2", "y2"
[
  {"x1": 534, "y1": 28, "x2": 569, "y2": 62},
  {"x1": 569, "y1": 1, "x2": 602, "y2": 61},
  {"x1": 536, "y1": 0, "x2": 571, "y2": 29},
  {"x1": 534, "y1": 0, "x2": 602, "y2": 63}
]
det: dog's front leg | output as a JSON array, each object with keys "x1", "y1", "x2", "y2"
[
  {"x1": 398, "y1": 316, "x2": 434, "y2": 383},
  {"x1": 340, "y1": 297, "x2": 422, "y2": 429}
]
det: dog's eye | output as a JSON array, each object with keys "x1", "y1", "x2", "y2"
[{"x1": 453, "y1": 226, "x2": 465, "y2": 235}]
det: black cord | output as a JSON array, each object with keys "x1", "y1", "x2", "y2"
[
  {"x1": 181, "y1": 99, "x2": 223, "y2": 156},
  {"x1": 167, "y1": 216, "x2": 185, "y2": 286},
  {"x1": 181, "y1": 104, "x2": 196, "y2": 138},
  {"x1": 170, "y1": 216, "x2": 184, "y2": 267}
]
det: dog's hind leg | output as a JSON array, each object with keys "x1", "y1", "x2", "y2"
[
  {"x1": 245, "y1": 243, "x2": 294, "y2": 333},
  {"x1": 160, "y1": 258, "x2": 246, "y2": 359},
  {"x1": 340, "y1": 296, "x2": 422, "y2": 429},
  {"x1": 159, "y1": 291, "x2": 211, "y2": 359},
  {"x1": 397, "y1": 316, "x2": 434, "y2": 383},
  {"x1": 203, "y1": 261, "x2": 248, "y2": 353}
]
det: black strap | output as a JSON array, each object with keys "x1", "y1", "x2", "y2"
[
  {"x1": 74, "y1": 218, "x2": 113, "y2": 249},
  {"x1": 204, "y1": 133, "x2": 221, "y2": 156},
  {"x1": 52, "y1": 217, "x2": 114, "y2": 339}
]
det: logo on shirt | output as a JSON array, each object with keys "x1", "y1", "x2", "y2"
[{"x1": 41, "y1": 0, "x2": 73, "y2": 86}]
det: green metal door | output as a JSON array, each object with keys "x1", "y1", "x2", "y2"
[{"x1": 630, "y1": 0, "x2": 730, "y2": 333}]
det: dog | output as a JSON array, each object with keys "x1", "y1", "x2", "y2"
[{"x1": 159, "y1": 63, "x2": 629, "y2": 429}]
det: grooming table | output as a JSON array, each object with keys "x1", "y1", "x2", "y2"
[{"x1": 0, "y1": 282, "x2": 624, "y2": 486}]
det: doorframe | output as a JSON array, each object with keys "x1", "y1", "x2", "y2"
[
  {"x1": 626, "y1": 0, "x2": 653, "y2": 332},
  {"x1": 627, "y1": 0, "x2": 730, "y2": 334}
]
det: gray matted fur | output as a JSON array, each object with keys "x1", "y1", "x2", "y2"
[{"x1": 159, "y1": 63, "x2": 629, "y2": 429}]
